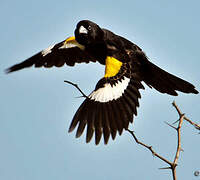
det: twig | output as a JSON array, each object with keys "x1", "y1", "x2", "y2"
[
  {"x1": 64, "y1": 80, "x2": 89, "y2": 99},
  {"x1": 184, "y1": 117, "x2": 200, "y2": 131},
  {"x1": 127, "y1": 101, "x2": 187, "y2": 180},
  {"x1": 127, "y1": 129, "x2": 172, "y2": 165}
]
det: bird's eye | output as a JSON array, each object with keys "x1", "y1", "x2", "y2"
[{"x1": 88, "y1": 25, "x2": 92, "y2": 31}]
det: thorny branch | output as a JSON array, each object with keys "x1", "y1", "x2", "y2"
[{"x1": 127, "y1": 101, "x2": 199, "y2": 180}]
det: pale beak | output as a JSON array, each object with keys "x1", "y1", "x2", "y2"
[{"x1": 79, "y1": 26, "x2": 88, "y2": 34}]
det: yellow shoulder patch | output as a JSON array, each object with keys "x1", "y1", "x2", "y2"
[
  {"x1": 104, "y1": 56, "x2": 123, "y2": 78},
  {"x1": 62, "y1": 36, "x2": 85, "y2": 50},
  {"x1": 65, "y1": 36, "x2": 76, "y2": 43}
]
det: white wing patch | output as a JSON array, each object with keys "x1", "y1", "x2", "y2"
[
  {"x1": 60, "y1": 43, "x2": 77, "y2": 49},
  {"x1": 41, "y1": 44, "x2": 55, "y2": 57},
  {"x1": 89, "y1": 77, "x2": 130, "y2": 103},
  {"x1": 59, "y1": 41, "x2": 85, "y2": 50}
]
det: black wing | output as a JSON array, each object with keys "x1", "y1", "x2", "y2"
[
  {"x1": 68, "y1": 62, "x2": 144, "y2": 145},
  {"x1": 6, "y1": 39, "x2": 96, "y2": 73}
]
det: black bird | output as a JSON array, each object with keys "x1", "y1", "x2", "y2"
[{"x1": 6, "y1": 20, "x2": 198, "y2": 145}]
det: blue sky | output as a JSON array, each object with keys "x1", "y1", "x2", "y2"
[{"x1": 1, "y1": 0, "x2": 200, "y2": 180}]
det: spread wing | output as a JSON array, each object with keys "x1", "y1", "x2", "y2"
[
  {"x1": 68, "y1": 62, "x2": 144, "y2": 145},
  {"x1": 6, "y1": 37, "x2": 96, "y2": 73}
]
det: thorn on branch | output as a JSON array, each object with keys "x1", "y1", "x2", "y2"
[
  {"x1": 172, "y1": 119, "x2": 180, "y2": 125},
  {"x1": 64, "y1": 80, "x2": 89, "y2": 99},
  {"x1": 165, "y1": 121, "x2": 177, "y2": 130},
  {"x1": 159, "y1": 167, "x2": 172, "y2": 170}
]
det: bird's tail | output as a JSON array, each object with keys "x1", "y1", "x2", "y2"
[{"x1": 142, "y1": 60, "x2": 199, "y2": 96}]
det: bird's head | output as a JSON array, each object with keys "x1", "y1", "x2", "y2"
[{"x1": 75, "y1": 20, "x2": 104, "y2": 45}]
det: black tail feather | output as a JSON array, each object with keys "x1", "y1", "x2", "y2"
[{"x1": 142, "y1": 60, "x2": 198, "y2": 96}]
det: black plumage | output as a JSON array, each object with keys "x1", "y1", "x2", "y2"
[{"x1": 6, "y1": 20, "x2": 198, "y2": 145}]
